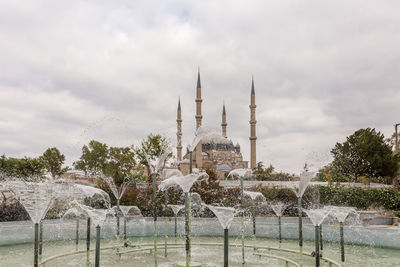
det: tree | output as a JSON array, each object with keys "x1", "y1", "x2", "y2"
[
  {"x1": 0, "y1": 155, "x2": 45, "y2": 178},
  {"x1": 103, "y1": 146, "x2": 144, "y2": 186},
  {"x1": 40, "y1": 147, "x2": 67, "y2": 178},
  {"x1": 331, "y1": 128, "x2": 400, "y2": 183},
  {"x1": 135, "y1": 134, "x2": 172, "y2": 182},
  {"x1": 316, "y1": 164, "x2": 349, "y2": 184},
  {"x1": 254, "y1": 162, "x2": 274, "y2": 180},
  {"x1": 73, "y1": 140, "x2": 108, "y2": 176},
  {"x1": 254, "y1": 162, "x2": 293, "y2": 181}
]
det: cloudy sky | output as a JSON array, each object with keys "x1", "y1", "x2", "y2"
[{"x1": 1, "y1": 0, "x2": 399, "y2": 174}]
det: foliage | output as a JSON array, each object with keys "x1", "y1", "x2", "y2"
[
  {"x1": 40, "y1": 147, "x2": 68, "y2": 178},
  {"x1": 318, "y1": 186, "x2": 400, "y2": 210},
  {"x1": 192, "y1": 168, "x2": 225, "y2": 204},
  {"x1": 393, "y1": 177, "x2": 400, "y2": 191},
  {"x1": 331, "y1": 128, "x2": 400, "y2": 182},
  {"x1": 316, "y1": 164, "x2": 350, "y2": 184},
  {"x1": 258, "y1": 185, "x2": 400, "y2": 215},
  {"x1": 3, "y1": 183, "x2": 400, "y2": 221},
  {"x1": 134, "y1": 134, "x2": 172, "y2": 182},
  {"x1": 254, "y1": 162, "x2": 294, "y2": 181},
  {"x1": 103, "y1": 146, "x2": 143, "y2": 186},
  {"x1": 393, "y1": 210, "x2": 400, "y2": 217},
  {"x1": 45, "y1": 199, "x2": 69, "y2": 219},
  {"x1": 0, "y1": 155, "x2": 45, "y2": 178},
  {"x1": 73, "y1": 140, "x2": 108, "y2": 176},
  {"x1": 0, "y1": 193, "x2": 29, "y2": 222}
]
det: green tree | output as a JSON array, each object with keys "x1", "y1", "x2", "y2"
[
  {"x1": 254, "y1": 162, "x2": 293, "y2": 181},
  {"x1": 0, "y1": 155, "x2": 45, "y2": 178},
  {"x1": 331, "y1": 128, "x2": 400, "y2": 183},
  {"x1": 254, "y1": 162, "x2": 274, "y2": 180},
  {"x1": 103, "y1": 146, "x2": 144, "y2": 186},
  {"x1": 135, "y1": 134, "x2": 172, "y2": 182},
  {"x1": 73, "y1": 140, "x2": 108, "y2": 176},
  {"x1": 40, "y1": 147, "x2": 67, "y2": 178},
  {"x1": 316, "y1": 164, "x2": 349, "y2": 184}
]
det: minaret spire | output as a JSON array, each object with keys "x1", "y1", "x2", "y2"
[
  {"x1": 221, "y1": 102, "x2": 227, "y2": 138},
  {"x1": 249, "y1": 76, "x2": 257, "y2": 169},
  {"x1": 194, "y1": 67, "x2": 203, "y2": 169},
  {"x1": 195, "y1": 67, "x2": 203, "y2": 129},
  {"x1": 176, "y1": 97, "x2": 182, "y2": 161}
]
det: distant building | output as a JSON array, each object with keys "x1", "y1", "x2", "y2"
[
  {"x1": 176, "y1": 69, "x2": 257, "y2": 177},
  {"x1": 61, "y1": 170, "x2": 97, "y2": 186}
]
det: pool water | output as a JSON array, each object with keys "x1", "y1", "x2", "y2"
[{"x1": 1, "y1": 236, "x2": 399, "y2": 266}]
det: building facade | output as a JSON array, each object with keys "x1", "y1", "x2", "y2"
[{"x1": 176, "y1": 69, "x2": 257, "y2": 177}]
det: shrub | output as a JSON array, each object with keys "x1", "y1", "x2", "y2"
[{"x1": 317, "y1": 186, "x2": 400, "y2": 210}]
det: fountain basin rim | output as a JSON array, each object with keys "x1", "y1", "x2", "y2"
[
  {"x1": 39, "y1": 241, "x2": 341, "y2": 267},
  {"x1": 176, "y1": 261, "x2": 202, "y2": 267}
]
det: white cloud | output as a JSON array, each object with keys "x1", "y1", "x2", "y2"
[{"x1": 0, "y1": 0, "x2": 399, "y2": 173}]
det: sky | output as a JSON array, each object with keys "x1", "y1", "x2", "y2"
[{"x1": 0, "y1": 0, "x2": 399, "y2": 174}]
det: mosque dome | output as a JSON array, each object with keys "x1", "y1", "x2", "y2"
[
  {"x1": 217, "y1": 164, "x2": 232, "y2": 172},
  {"x1": 201, "y1": 132, "x2": 233, "y2": 145}
]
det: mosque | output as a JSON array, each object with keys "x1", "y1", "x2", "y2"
[{"x1": 176, "y1": 69, "x2": 257, "y2": 177}]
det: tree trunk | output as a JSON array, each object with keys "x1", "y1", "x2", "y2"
[{"x1": 146, "y1": 164, "x2": 152, "y2": 184}]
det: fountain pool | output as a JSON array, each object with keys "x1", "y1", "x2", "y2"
[
  {"x1": 1, "y1": 217, "x2": 399, "y2": 266},
  {"x1": 1, "y1": 235, "x2": 399, "y2": 266}
]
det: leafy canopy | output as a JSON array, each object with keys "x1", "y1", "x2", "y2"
[
  {"x1": 40, "y1": 147, "x2": 67, "y2": 178},
  {"x1": 0, "y1": 155, "x2": 45, "y2": 178},
  {"x1": 135, "y1": 134, "x2": 172, "y2": 177},
  {"x1": 331, "y1": 128, "x2": 399, "y2": 181},
  {"x1": 254, "y1": 162, "x2": 294, "y2": 181},
  {"x1": 73, "y1": 140, "x2": 108, "y2": 176}
]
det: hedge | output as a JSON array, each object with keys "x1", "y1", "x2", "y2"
[
  {"x1": 2, "y1": 183, "x2": 400, "y2": 221},
  {"x1": 258, "y1": 185, "x2": 400, "y2": 213},
  {"x1": 318, "y1": 186, "x2": 400, "y2": 210}
]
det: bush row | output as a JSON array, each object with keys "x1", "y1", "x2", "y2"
[
  {"x1": 258, "y1": 185, "x2": 400, "y2": 212},
  {"x1": 2, "y1": 183, "x2": 400, "y2": 222}
]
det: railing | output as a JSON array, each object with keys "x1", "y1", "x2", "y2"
[
  {"x1": 254, "y1": 252, "x2": 300, "y2": 267},
  {"x1": 39, "y1": 241, "x2": 342, "y2": 267}
]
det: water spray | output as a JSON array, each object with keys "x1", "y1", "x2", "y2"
[{"x1": 205, "y1": 205, "x2": 236, "y2": 267}]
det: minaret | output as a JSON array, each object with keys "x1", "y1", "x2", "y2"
[
  {"x1": 176, "y1": 98, "x2": 182, "y2": 161},
  {"x1": 249, "y1": 76, "x2": 257, "y2": 169},
  {"x1": 195, "y1": 68, "x2": 203, "y2": 169},
  {"x1": 195, "y1": 67, "x2": 203, "y2": 129},
  {"x1": 221, "y1": 102, "x2": 227, "y2": 138}
]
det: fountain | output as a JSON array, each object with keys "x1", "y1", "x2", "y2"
[
  {"x1": 291, "y1": 170, "x2": 314, "y2": 252},
  {"x1": 2, "y1": 175, "x2": 400, "y2": 266},
  {"x1": 145, "y1": 147, "x2": 172, "y2": 267},
  {"x1": 168, "y1": 204, "x2": 185, "y2": 238},
  {"x1": 169, "y1": 125, "x2": 216, "y2": 267},
  {"x1": 327, "y1": 206, "x2": 358, "y2": 263},
  {"x1": 242, "y1": 190, "x2": 266, "y2": 250},
  {"x1": 6, "y1": 178, "x2": 112, "y2": 267},
  {"x1": 160, "y1": 168, "x2": 183, "y2": 258},
  {"x1": 270, "y1": 202, "x2": 288, "y2": 245},
  {"x1": 55, "y1": 181, "x2": 111, "y2": 256},
  {"x1": 159, "y1": 171, "x2": 209, "y2": 267},
  {"x1": 228, "y1": 168, "x2": 252, "y2": 266},
  {"x1": 62, "y1": 207, "x2": 87, "y2": 250},
  {"x1": 118, "y1": 205, "x2": 142, "y2": 239},
  {"x1": 101, "y1": 176, "x2": 130, "y2": 237},
  {"x1": 204, "y1": 205, "x2": 236, "y2": 267},
  {"x1": 71, "y1": 200, "x2": 111, "y2": 267},
  {"x1": 8, "y1": 179, "x2": 56, "y2": 267},
  {"x1": 304, "y1": 207, "x2": 331, "y2": 267}
]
